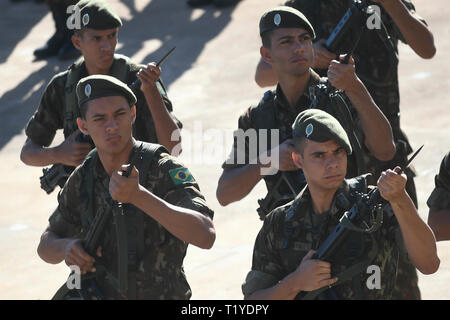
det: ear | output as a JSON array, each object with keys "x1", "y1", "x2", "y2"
[
  {"x1": 292, "y1": 151, "x2": 304, "y2": 170},
  {"x1": 130, "y1": 105, "x2": 136, "y2": 124},
  {"x1": 260, "y1": 46, "x2": 273, "y2": 65},
  {"x1": 72, "y1": 34, "x2": 82, "y2": 51},
  {"x1": 77, "y1": 117, "x2": 89, "y2": 135}
]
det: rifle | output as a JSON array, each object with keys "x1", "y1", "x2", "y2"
[
  {"x1": 129, "y1": 46, "x2": 176, "y2": 94},
  {"x1": 39, "y1": 133, "x2": 94, "y2": 194},
  {"x1": 324, "y1": 0, "x2": 370, "y2": 54},
  {"x1": 52, "y1": 145, "x2": 143, "y2": 300},
  {"x1": 297, "y1": 145, "x2": 424, "y2": 300},
  {"x1": 257, "y1": 170, "x2": 306, "y2": 220}
]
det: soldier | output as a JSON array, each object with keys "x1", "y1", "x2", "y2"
[
  {"x1": 242, "y1": 109, "x2": 439, "y2": 300},
  {"x1": 216, "y1": 6, "x2": 395, "y2": 218},
  {"x1": 34, "y1": 0, "x2": 80, "y2": 60},
  {"x1": 427, "y1": 152, "x2": 450, "y2": 241},
  {"x1": 255, "y1": 0, "x2": 436, "y2": 207},
  {"x1": 37, "y1": 75, "x2": 215, "y2": 300},
  {"x1": 21, "y1": 0, "x2": 182, "y2": 192}
]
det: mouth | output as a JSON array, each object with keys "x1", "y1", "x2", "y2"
[
  {"x1": 291, "y1": 56, "x2": 308, "y2": 64},
  {"x1": 106, "y1": 134, "x2": 121, "y2": 143},
  {"x1": 324, "y1": 174, "x2": 343, "y2": 181}
]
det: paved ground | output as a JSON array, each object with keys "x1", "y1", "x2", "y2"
[{"x1": 0, "y1": 0, "x2": 449, "y2": 300}]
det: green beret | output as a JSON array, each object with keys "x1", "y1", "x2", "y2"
[
  {"x1": 76, "y1": 75, "x2": 137, "y2": 109},
  {"x1": 259, "y1": 6, "x2": 315, "y2": 39},
  {"x1": 75, "y1": 0, "x2": 122, "y2": 30},
  {"x1": 292, "y1": 109, "x2": 352, "y2": 154}
]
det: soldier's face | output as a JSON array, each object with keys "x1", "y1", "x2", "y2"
[
  {"x1": 77, "y1": 96, "x2": 136, "y2": 155},
  {"x1": 73, "y1": 28, "x2": 118, "y2": 71},
  {"x1": 292, "y1": 139, "x2": 347, "y2": 191},
  {"x1": 261, "y1": 27, "x2": 314, "y2": 77}
]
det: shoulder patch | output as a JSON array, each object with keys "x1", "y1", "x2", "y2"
[{"x1": 169, "y1": 167, "x2": 194, "y2": 185}]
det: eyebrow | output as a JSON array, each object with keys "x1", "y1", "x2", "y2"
[
  {"x1": 90, "y1": 106, "x2": 128, "y2": 119},
  {"x1": 310, "y1": 146, "x2": 343, "y2": 156},
  {"x1": 277, "y1": 32, "x2": 310, "y2": 42}
]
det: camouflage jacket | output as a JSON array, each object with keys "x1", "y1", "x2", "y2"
[
  {"x1": 242, "y1": 175, "x2": 420, "y2": 299},
  {"x1": 25, "y1": 54, "x2": 181, "y2": 147},
  {"x1": 48, "y1": 141, "x2": 214, "y2": 299},
  {"x1": 427, "y1": 152, "x2": 450, "y2": 210},
  {"x1": 223, "y1": 70, "x2": 367, "y2": 209}
]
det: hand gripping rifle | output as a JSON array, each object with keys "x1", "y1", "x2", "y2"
[
  {"x1": 297, "y1": 145, "x2": 423, "y2": 300},
  {"x1": 52, "y1": 145, "x2": 143, "y2": 300}
]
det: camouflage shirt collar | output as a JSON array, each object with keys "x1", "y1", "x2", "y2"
[
  {"x1": 274, "y1": 69, "x2": 321, "y2": 114},
  {"x1": 291, "y1": 178, "x2": 351, "y2": 218}
]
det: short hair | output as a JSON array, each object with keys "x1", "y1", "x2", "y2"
[
  {"x1": 261, "y1": 30, "x2": 274, "y2": 48},
  {"x1": 78, "y1": 98, "x2": 132, "y2": 119},
  {"x1": 293, "y1": 134, "x2": 308, "y2": 156}
]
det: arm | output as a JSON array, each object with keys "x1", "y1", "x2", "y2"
[
  {"x1": 37, "y1": 227, "x2": 97, "y2": 275},
  {"x1": 428, "y1": 207, "x2": 450, "y2": 241},
  {"x1": 374, "y1": 0, "x2": 436, "y2": 59},
  {"x1": 216, "y1": 139, "x2": 297, "y2": 206},
  {"x1": 109, "y1": 165, "x2": 215, "y2": 250},
  {"x1": 378, "y1": 167, "x2": 440, "y2": 275},
  {"x1": 137, "y1": 64, "x2": 181, "y2": 155},
  {"x1": 328, "y1": 57, "x2": 396, "y2": 161},
  {"x1": 20, "y1": 130, "x2": 92, "y2": 167},
  {"x1": 255, "y1": 58, "x2": 278, "y2": 88}
]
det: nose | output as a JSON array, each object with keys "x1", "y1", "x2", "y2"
[
  {"x1": 293, "y1": 39, "x2": 306, "y2": 54},
  {"x1": 105, "y1": 117, "x2": 119, "y2": 133},
  {"x1": 100, "y1": 38, "x2": 112, "y2": 51},
  {"x1": 325, "y1": 154, "x2": 340, "y2": 170}
]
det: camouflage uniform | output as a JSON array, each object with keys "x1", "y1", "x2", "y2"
[
  {"x1": 284, "y1": 0, "x2": 428, "y2": 206},
  {"x1": 48, "y1": 141, "x2": 213, "y2": 299},
  {"x1": 242, "y1": 175, "x2": 420, "y2": 299},
  {"x1": 427, "y1": 152, "x2": 450, "y2": 210},
  {"x1": 223, "y1": 70, "x2": 367, "y2": 213},
  {"x1": 25, "y1": 55, "x2": 181, "y2": 147}
]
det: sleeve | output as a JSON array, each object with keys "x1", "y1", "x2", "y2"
[
  {"x1": 241, "y1": 213, "x2": 285, "y2": 297},
  {"x1": 152, "y1": 152, "x2": 214, "y2": 219},
  {"x1": 221, "y1": 108, "x2": 254, "y2": 170},
  {"x1": 48, "y1": 167, "x2": 83, "y2": 238},
  {"x1": 427, "y1": 152, "x2": 450, "y2": 209},
  {"x1": 25, "y1": 75, "x2": 65, "y2": 147}
]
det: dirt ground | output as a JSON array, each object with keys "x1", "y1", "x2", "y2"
[{"x1": 0, "y1": 0, "x2": 449, "y2": 300}]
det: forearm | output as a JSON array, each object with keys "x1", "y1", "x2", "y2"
[
  {"x1": 37, "y1": 230, "x2": 73, "y2": 264},
  {"x1": 142, "y1": 87, "x2": 181, "y2": 154},
  {"x1": 428, "y1": 207, "x2": 450, "y2": 241},
  {"x1": 391, "y1": 192, "x2": 440, "y2": 274},
  {"x1": 345, "y1": 79, "x2": 395, "y2": 161},
  {"x1": 216, "y1": 163, "x2": 266, "y2": 206},
  {"x1": 131, "y1": 186, "x2": 215, "y2": 249},
  {"x1": 246, "y1": 273, "x2": 301, "y2": 300},
  {"x1": 20, "y1": 139, "x2": 61, "y2": 167},
  {"x1": 382, "y1": 0, "x2": 436, "y2": 58}
]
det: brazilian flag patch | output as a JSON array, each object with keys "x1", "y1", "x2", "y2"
[{"x1": 169, "y1": 168, "x2": 194, "y2": 185}]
